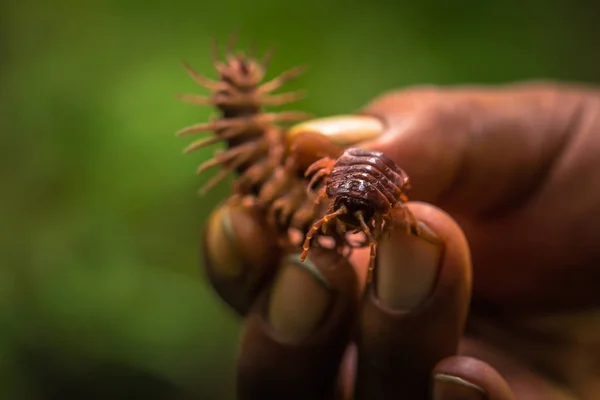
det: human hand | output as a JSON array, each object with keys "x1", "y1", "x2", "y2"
[{"x1": 202, "y1": 82, "x2": 600, "y2": 399}]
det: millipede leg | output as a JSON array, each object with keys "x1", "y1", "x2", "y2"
[
  {"x1": 398, "y1": 203, "x2": 420, "y2": 236},
  {"x1": 259, "y1": 65, "x2": 307, "y2": 94},
  {"x1": 314, "y1": 188, "x2": 328, "y2": 205},
  {"x1": 356, "y1": 211, "x2": 377, "y2": 284},
  {"x1": 300, "y1": 206, "x2": 347, "y2": 262},
  {"x1": 259, "y1": 91, "x2": 306, "y2": 106},
  {"x1": 304, "y1": 157, "x2": 335, "y2": 178}
]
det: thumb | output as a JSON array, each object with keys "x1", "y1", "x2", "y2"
[{"x1": 358, "y1": 83, "x2": 589, "y2": 215}]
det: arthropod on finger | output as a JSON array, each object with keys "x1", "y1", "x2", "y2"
[
  {"x1": 300, "y1": 147, "x2": 419, "y2": 282},
  {"x1": 267, "y1": 115, "x2": 387, "y2": 234},
  {"x1": 176, "y1": 33, "x2": 311, "y2": 197},
  {"x1": 176, "y1": 34, "x2": 404, "y2": 255}
]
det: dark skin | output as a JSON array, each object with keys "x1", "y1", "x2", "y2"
[{"x1": 202, "y1": 82, "x2": 600, "y2": 400}]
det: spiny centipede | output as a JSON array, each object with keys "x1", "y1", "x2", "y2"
[
  {"x1": 176, "y1": 34, "x2": 331, "y2": 247},
  {"x1": 176, "y1": 33, "x2": 310, "y2": 195},
  {"x1": 176, "y1": 34, "x2": 418, "y2": 266}
]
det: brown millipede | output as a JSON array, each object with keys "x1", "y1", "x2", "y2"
[{"x1": 301, "y1": 147, "x2": 418, "y2": 281}]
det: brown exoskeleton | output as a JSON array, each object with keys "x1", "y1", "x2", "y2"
[{"x1": 300, "y1": 147, "x2": 419, "y2": 282}]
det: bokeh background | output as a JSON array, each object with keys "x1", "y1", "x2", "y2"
[{"x1": 2, "y1": 0, "x2": 599, "y2": 398}]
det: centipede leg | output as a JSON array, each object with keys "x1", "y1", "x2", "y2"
[
  {"x1": 232, "y1": 159, "x2": 273, "y2": 193},
  {"x1": 181, "y1": 62, "x2": 224, "y2": 91},
  {"x1": 290, "y1": 194, "x2": 320, "y2": 234},
  {"x1": 196, "y1": 139, "x2": 267, "y2": 175},
  {"x1": 305, "y1": 157, "x2": 335, "y2": 179},
  {"x1": 258, "y1": 65, "x2": 307, "y2": 94},
  {"x1": 260, "y1": 90, "x2": 307, "y2": 106},
  {"x1": 300, "y1": 206, "x2": 347, "y2": 262},
  {"x1": 314, "y1": 188, "x2": 328, "y2": 206},
  {"x1": 398, "y1": 202, "x2": 420, "y2": 236},
  {"x1": 335, "y1": 218, "x2": 346, "y2": 234},
  {"x1": 356, "y1": 211, "x2": 377, "y2": 284},
  {"x1": 307, "y1": 168, "x2": 332, "y2": 192},
  {"x1": 269, "y1": 182, "x2": 306, "y2": 228}
]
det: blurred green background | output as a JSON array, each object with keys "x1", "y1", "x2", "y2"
[{"x1": 1, "y1": 0, "x2": 599, "y2": 398}]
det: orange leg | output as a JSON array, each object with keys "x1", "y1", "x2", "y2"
[
  {"x1": 305, "y1": 157, "x2": 335, "y2": 179},
  {"x1": 181, "y1": 61, "x2": 225, "y2": 91},
  {"x1": 291, "y1": 196, "x2": 319, "y2": 232},
  {"x1": 372, "y1": 213, "x2": 384, "y2": 241},
  {"x1": 258, "y1": 91, "x2": 306, "y2": 107},
  {"x1": 336, "y1": 218, "x2": 346, "y2": 234},
  {"x1": 258, "y1": 65, "x2": 307, "y2": 94},
  {"x1": 307, "y1": 168, "x2": 332, "y2": 191},
  {"x1": 300, "y1": 206, "x2": 348, "y2": 262},
  {"x1": 269, "y1": 182, "x2": 305, "y2": 227},
  {"x1": 233, "y1": 159, "x2": 274, "y2": 194},
  {"x1": 196, "y1": 141, "x2": 266, "y2": 195},
  {"x1": 182, "y1": 125, "x2": 247, "y2": 154},
  {"x1": 356, "y1": 211, "x2": 377, "y2": 284},
  {"x1": 313, "y1": 187, "x2": 328, "y2": 206},
  {"x1": 257, "y1": 166, "x2": 291, "y2": 206},
  {"x1": 398, "y1": 202, "x2": 420, "y2": 235}
]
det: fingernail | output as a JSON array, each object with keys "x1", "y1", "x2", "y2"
[
  {"x1": 206, "y1": 201, "x2": 281, "y2": 277},
  {"x1": 204, "y1": 202, "x2": 282, "y2": 315},
  {"x1": 376, "y1": 221, "x2": 443, "y2": 310},
  {"x1": 432, "y1": 374, "x2": 488, "y2": 400},
  {"x1": 287, "y1": 115, "x2": 385, "y2": 147},
  {"x1": 205, "y1": 203, "x2": 245, "y2": 279},
  {"x1": 267, "y1": 254, "x2": 331, "y2": 343}
]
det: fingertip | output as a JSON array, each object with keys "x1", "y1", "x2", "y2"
[
  {"x1": 203, "y1": 200, "x2": 282, "y2": 315},
  {"x1": 353, "y1": 202, "x2": 472, "y2": 399},
  {"x1": 375, "y1": 201, "x2": 472, "y2": 315},
  {"x1": 433, "y1": 356, "x2": 516, "y2": 400},
  {"x1": 237, "y1": 248, "x2": 360, "y2": 399},
  {"x1": 409, "y1": 202, "x2": 472, "y2": 296}
]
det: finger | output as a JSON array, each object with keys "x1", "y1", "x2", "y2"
[
  {"x1": 236, "y1": 248, "x2": 360, "y2": 400},
  {"x1": 358, "y1": 84, "x2": 600, "y2": 310},
  {"x1": 458, "y1": 338, "x2": 580, "y2": 400},
  {"x1": 353, "y1": 202, "x2": 472, "y2": 399},
  {"x1": 432, "y1": 356, "x2": 516, "y2": 400},
  {"x1": 203, "y1": 200, "x2": 283, "y2": 315},
  {"x1": 359, "y1": 83, "x2": 590, "y2": 214}
]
